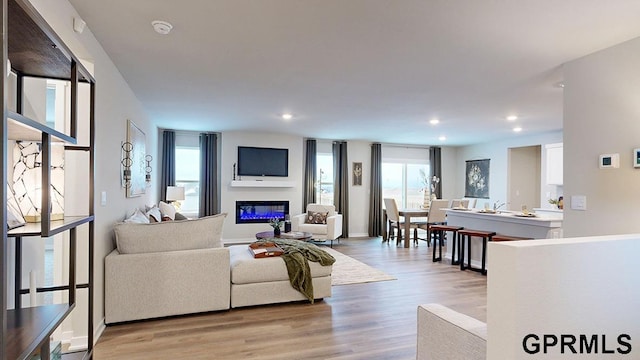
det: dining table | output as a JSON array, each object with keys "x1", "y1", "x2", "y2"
[{"x1": 383, "y1": 208, "x2": 429, "y2": 248}]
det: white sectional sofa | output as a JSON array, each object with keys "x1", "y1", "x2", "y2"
[
  {"x1": 105, "y1": 214, "x2": 230, "y2": 324},
  {"x1": 105, "y1": 213, "x2": 333, "y2": 324},
  {"x1": 228, "y1": 245, "x2": 332, "y2": 308}
]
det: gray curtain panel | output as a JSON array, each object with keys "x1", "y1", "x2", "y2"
[
  {"x1": 199, "y1": 133, "x2": 219, "y2": 217},
  {"x1": 160, "y1": 130, "x2": 176, "y2": 201},
  {"x1": 333, "y1": 141, "x2": 349, "y2": 238},
  {"x1": 368, "y1": 143, "x2": 383, "y2": 237},
  {"x1": 303, "y1": 139, "x2": 317, "y2": 209},
  {"x1": 430, "y1": 146, "x2": 442, "y2": 199}
]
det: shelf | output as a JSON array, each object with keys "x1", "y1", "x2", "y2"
[
  {"x1": 6, "y1": 304, "x2": 73, "y2": 360},
  {"x1": 8, "y1": 111, "x2": 77, "y2": 143},
  {"x1": 230, "y1": 180, "x2": 296, "y2": 188},
  {"x1": 8, "y1": 216, "x2": 94, "y2": 237},
  {"x1": 8, "y1": 0, "x2": 93, "y2": 82}
]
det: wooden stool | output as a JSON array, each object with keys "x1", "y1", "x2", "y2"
[
  {"x1": 458, "y1": 229, "x2": 496, "y2": 275},
  {"x1": 428, "y1": 225, "x2": 463, "y2": 263},
  {"x1": 492, "y1": 234, "x2": 532, "y2": 242}
]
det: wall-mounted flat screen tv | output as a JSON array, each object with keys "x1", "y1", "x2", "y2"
[{"x1": 237, "y1": 146, "x2": 289, "y2": 177}]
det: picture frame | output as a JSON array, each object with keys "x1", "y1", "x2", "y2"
[
  {"x1": 634, "y1": 148, "x2": 640, "y2": 168},
  {"x1": 465, "y1": 159, "x2": 490, "y2": 198},
  {"x1": 352, "y1": 162, "x2": 363, "y2": 186},
  {"x1": 126, "y1": 119, "x2": 146, "y2": 198}
]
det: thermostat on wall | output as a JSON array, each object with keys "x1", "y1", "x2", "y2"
[{"x1": 599, "y1": 153, "x2": 619, "y2": 168}]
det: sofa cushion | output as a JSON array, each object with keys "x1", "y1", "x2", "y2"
[
  {"x1": 305, "y1": 211, "x2": 328, "y2": 224},
  {"x1": 229, "y1": 245, "x2": 332, "y2": 284},
  {"x1": 124, "y1": 209, "x2": 150, "y2": 224},
  {"x1": 115, "y1": 213, "x2": 226, "y2": 254},
  {"x1": 297, "y1": 223, "x2": 328, "y2": 235}
]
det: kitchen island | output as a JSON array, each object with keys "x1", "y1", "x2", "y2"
[{"x1": 444, "y1": 209, "x2": 563, "y2": 268}]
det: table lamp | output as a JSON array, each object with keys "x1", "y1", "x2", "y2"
[{"x1": 166, "y1": 186, "x2": 185, "y2": 211}]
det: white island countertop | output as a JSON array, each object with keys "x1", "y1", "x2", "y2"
[{"x1": 444, "y1": 208, "x2": 563, "y2": 268}]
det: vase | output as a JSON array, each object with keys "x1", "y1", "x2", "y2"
[
  {"x1": 423, "y1": 191, "x2": 431, "y2": 209},
  {"x1": 273, "y1": 227, "x2": 281, "y2": 236}
]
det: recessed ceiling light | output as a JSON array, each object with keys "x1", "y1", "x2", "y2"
[
  {"x1": 152, "y1": 20, "x2": 173, "y2": 35},
  {"x1": 507, "y1": 115, "x2": 518, "y2": 121},
  {"x1": 438, "y1": 136, "x2": 446, "y2": 141},
  {"x1": 430, "y1": 119, "x2": 440, "y2": 125},
  {"x1": 513, "y1": 126, "x2": 522, "y2": 132},
  {"x1": 282, "y1": 113, "x2": 293, "y2": 120}
]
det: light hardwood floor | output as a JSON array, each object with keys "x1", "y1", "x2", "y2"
[{"x1": 94, "y1": 238, "x2": 487, "y2": 359}]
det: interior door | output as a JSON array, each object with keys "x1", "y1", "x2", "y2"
[{"x1": 507, "y1": 145, "x2": 541, "y2": 211}]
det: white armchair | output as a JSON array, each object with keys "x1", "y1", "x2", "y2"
[{"x1": 291, "y1": 204, "x2": 343, "y2": 245}]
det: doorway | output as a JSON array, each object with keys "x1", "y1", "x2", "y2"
[{"x1": 507, "y1": 145, "x2": 541, "y2": 211}]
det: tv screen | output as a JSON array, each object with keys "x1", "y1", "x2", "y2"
[{"x1": 237, "y1": 146, "x2": 289, "y2": 177}]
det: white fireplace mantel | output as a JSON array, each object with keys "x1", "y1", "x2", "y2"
[{"x1": 230, "y1": 180, "x2": 296, "y2": 188}]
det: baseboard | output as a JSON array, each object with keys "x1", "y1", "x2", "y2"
[
  {"x1": 347, "y1": 233, "x2": 369, "y2": 238},
  {"x1": 68, "y1": 335, "x2": 88, "y2": 352},
  {"x1": 94, "y1": 318, "x2": 106, "y2": 346}
]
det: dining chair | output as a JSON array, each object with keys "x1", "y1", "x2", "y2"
[
  {"x1": 418, "y1": 199, "x2": 450, "y2": 245},
  {"x1": 450, "y1": 199, "x2": 462, "y2": 208},
  {"x1": 384, "y1": 198, "x2": 422, "y2": 245},
  {"x1": 463, "y1": 198, "x2": 477, "y2": 209}
]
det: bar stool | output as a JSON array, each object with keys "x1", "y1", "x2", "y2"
[
  {"x1": 458, "y1": 229, "x2": 495, "y2": 275},
  {"x1": 492, "y1": 234, "x2": 532, "y2": 242},
  {"x1": 428, "y1": 224, "x2": 463, "y2": 263}
]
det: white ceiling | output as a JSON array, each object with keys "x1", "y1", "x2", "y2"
[{"x1": 68, "y1": 0, "x2": 640, "y2": 146}]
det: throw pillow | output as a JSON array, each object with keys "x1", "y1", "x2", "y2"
[
  {"x1": 305, "y1": 211, "x2": 328, "y2": 224},
  {"x1": 146, "y1": 206, "x2": 162, "y2": 223},
  {"x1": 124, "y1": 208, "x2": 150, "y2": 224},
  {"x1": 159, "y1": 201, "x2": 176, "y2": 221},
  {"x1": 174, "y1": 212, "x2": 188, "y2": 220},
  {"x1": 114, "y1": 213, "x2": 227, "y2": 254}
]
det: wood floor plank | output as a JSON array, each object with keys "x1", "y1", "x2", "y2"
[{"x1": 94, "y1": 238, "x2": 487, "y2": 359}]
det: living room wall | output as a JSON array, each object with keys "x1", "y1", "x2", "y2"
[
  {"x1": 455, "y1": 131, "x2": 563, "y2": 210},
  {"x1": 220, "y1": 131, "x2": 304, "y2": 241},
  {"x1": 563, "y1": 36, "x2": 640, "y2": 237},
  {"x1": 30, "y1": 0, "x2": 157, "y2": 341},
  {"x1": 219, "y1": 133, "x2": 387, "y2": 240}
]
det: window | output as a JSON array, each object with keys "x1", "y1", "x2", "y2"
[
  {"x1": 175, "y1": 146, "x2": 200, "y2": 216},
  {"x1": 316, "y1": 153, "x2": 334, "y2": 205},
  {"x1": 382, "y1": 162, "x2": 429, "y2": 209}
]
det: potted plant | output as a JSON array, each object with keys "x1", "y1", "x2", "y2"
[{"x1": 269, "y1": 217, "x2": 283, "y2": 236}]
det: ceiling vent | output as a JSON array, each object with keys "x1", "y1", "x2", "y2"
[{"x1": 152, "y1": 20, "x2": 173, "y2": 35}]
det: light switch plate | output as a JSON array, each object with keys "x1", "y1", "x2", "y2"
[
  {"x1": 571, "y1": 195, "x2": 587, "y2": 210},
  {"x1": 101, "y1": 191, "x2": 107, "y2": 206}
]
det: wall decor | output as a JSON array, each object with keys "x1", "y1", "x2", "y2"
[
  {"x1": 6, "y1": 184, "x2": 25, "y2": 229},
  {"x1": 12, "y1": 141, "x2": 64, "y2": 222},
  {"x1": 634, "y1": 148, "x2": 640, "y2": 168},
  {"x1": 465, "y1": 159, "x2": 490, "y2": 199},
  {"x1": 352, "y1": 162, "x2": 363, "y2": 186},
  {"x1": 126, "y1": 119, "x2": 146, "y2": 197}
]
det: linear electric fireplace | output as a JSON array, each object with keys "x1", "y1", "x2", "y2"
[{"x1": 236, "y1": 200, "x2": 290, "y2": 224}]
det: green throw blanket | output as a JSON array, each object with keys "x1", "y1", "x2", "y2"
[{"x1": 255, "y1": 239, "x2": 335, "y2": 303}]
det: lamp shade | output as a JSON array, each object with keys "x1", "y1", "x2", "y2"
[{"x1": 166, "y1": 186, "x2": 185, "y2": 201}]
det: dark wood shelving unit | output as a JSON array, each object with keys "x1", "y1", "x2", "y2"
[
  {"x1": 2, "y1": 0, "x2": 96, "y2": 359},
  {"x1": 6, "y1": 304, "x2": 72, "y2": 360}
]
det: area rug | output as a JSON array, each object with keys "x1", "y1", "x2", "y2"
[{"x1": 322, "y1": 247, "x2": 396, "y2": 286}]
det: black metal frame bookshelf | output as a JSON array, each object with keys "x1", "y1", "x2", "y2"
[{"x1": 1, "y1": 0, "x2": 95, "y2": 358}]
